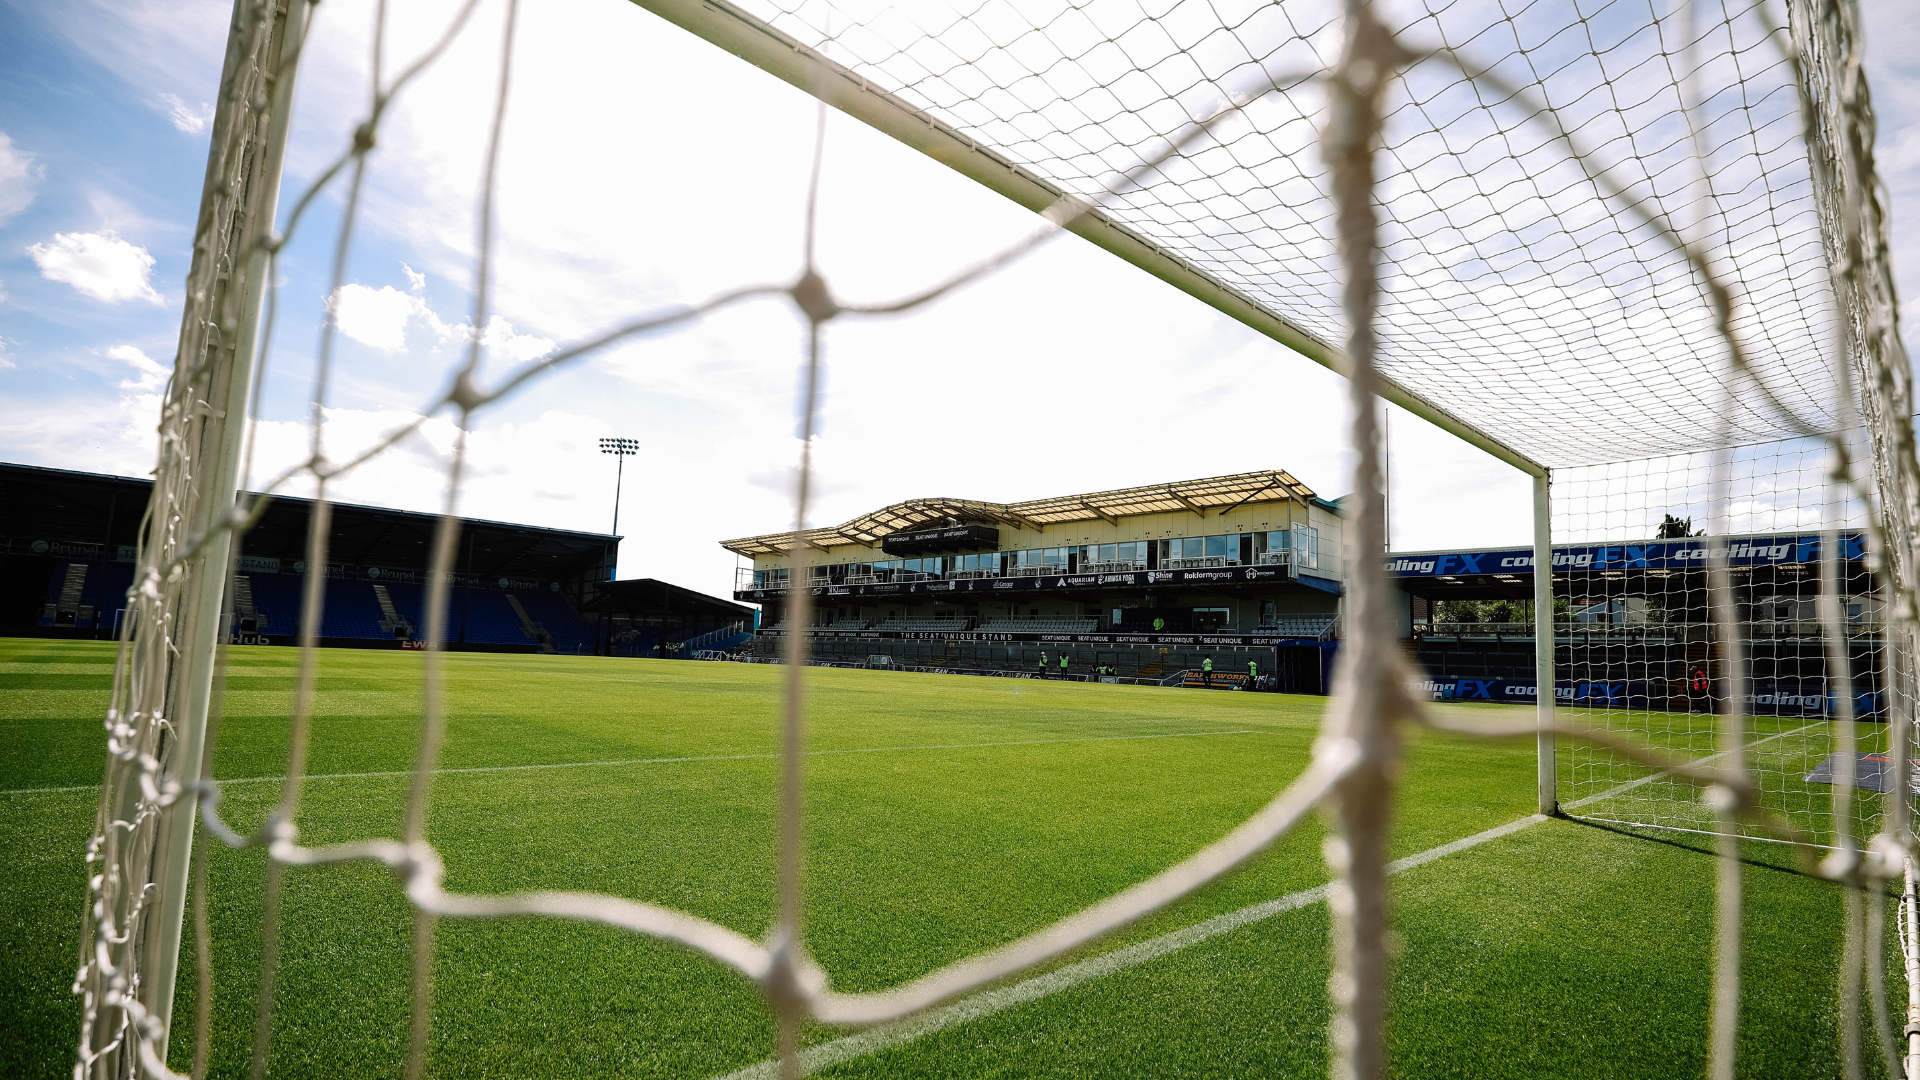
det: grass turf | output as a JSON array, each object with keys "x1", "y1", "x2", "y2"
[{"x1": 0, "y1": 636, "x2": 1895, "y2": 1078}]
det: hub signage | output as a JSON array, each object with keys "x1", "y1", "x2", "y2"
[
  {"x1": 736, "y1": 564, "x2": 1334, "y2": 601},
  {"x1": 881, "y1": 525, "x2": 1000, "y2": 557},
  {"x1": 1414, "y1": 676, "x2": 1883, "y2": 716},
  {"x1": 1384, "y1": 532, "x2": 1865, "y2": 579}
]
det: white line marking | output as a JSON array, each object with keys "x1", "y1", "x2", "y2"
[
  {"x1": 711, "y1": 726, "x2": 1828, "y2": 1080},
  {"x1": 1561, "y1": 719, "x2": 1826, "y2": 811},
  {"x1": 0, "y1": 730, "x2": 1268, "y2": 797},
  {"x1": 711, "y1": 813, "x2": 1550, "y2": 1080}
]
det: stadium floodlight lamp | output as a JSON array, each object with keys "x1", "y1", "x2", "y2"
[{"x1": 599, "y1": 438, "x2": 639, "y2": 576}]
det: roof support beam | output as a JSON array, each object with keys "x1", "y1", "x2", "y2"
[
  {"x1": 1079, "y1": 501, "x2": 1119, "y2": 525},
  {"x1": 1165, "y1": 487, "x2": 1208, "y2": 516},
  {"x1": 1216, "y1": 480, "x2": 1280, "y2": 516},
  {"x1": 628, "y1": 0, "x2": 1547, "y2": 480}
]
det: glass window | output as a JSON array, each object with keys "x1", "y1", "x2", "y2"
[
  {"x1": 1293, "y1": 525, "x2": 1319, "y2": 569},
  {"x1": 1268, "y1": 530, "x2": 1290, "y2": 550},
  {"x1": 1204, "y1": 535, "x2": 1227, "y2": 558},
  {"x1": 1099, "y1": 544, "x2": 1116, "y2": 562}
]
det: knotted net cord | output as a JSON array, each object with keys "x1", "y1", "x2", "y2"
[{"x1": 73, "y1": 0, "x2": 1912, "y2": 1078}]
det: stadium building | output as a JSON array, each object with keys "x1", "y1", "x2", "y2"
[
  {"x1": 722, "y1": 471, "x2": 1346, "y2": 689},
  {"x1": 1388, "y1": 531, "x2": 1882, "y2": 718},
  {"x1": 0, "y1": 462, "x2": 750, "y2": 656}
]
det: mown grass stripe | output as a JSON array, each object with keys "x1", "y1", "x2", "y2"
[
  {"x1": 0, "y1": 729, "x2": 1266, "y2": 796},
  {"x1": 713, "y1": 814, "x2": 1551, "y2": 1080},
  {"x1": 711, "y1": 724, "x2": 1834, "y2": 1080}
]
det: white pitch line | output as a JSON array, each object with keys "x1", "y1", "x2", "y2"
[
  {"x1": 711, "y1": 722, "x2": 1834, "y2": 1079},
  {"x1": 1561, "y1": 718, "x2": 1827, "y2": 812},
  {"x1": 711, "y1": 813, "x2": 1550, "y2": 1080},
  {"x1": 0, "y1": 729, "x2": 1268, "y2": 797}
]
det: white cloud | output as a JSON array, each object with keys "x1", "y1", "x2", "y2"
[
  {"x1": 403, "y1": 263, "x2": 426, "y2": 292},
  {"x1": 158, "y1": 92, "x2": 214, "y2": 134},
  {"x1": 0, "y1": 132, "x2": 39, "y2": 225},
  {"x1": 475, "y1": 315, "x2": 553, "y2": 363},
  {"x1": 328, "y1": 280, "x2": 551, "y2": 363},
  {"x1": 330, "y1": 283, "x2": 428, "y2": 351},
  {"x1": 28, "y1": 231, "x2": 162, "y2": 303},
  {"x1": 107, "y1": 344, "x2": 170, "y2": 391}
]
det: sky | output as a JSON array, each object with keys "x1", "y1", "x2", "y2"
[{"x1": 0, "y1": 0, "x2": 1915, "y2": 601}]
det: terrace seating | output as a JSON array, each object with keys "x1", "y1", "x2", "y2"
[
  {"x1": 973, "y1": 619, "x2": 1098, "y2": 634},
  {"x1": 875, "y1": 618, "x2": 974, "y2": 633},
  {"x1": 1257, "y1": 615, "x2": 1338, "y2": 639},
  {"x1": 515, "y1": 589, "x2": 595, "y2": 652}
]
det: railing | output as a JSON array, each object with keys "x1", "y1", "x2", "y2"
[
  {"x1": 1253, "y1": 551, "x2": 1292, "y2": 566},
  {"x1": 1083, "y1": 560, "x2": 1146, "y2": 573},
  {"x1": 946, "y1": 569, "x2": 997, "y2": 579},
  {"x1": 1161, "y1": 555, "x2": 1231, "y2": 570},
  {"x1": 1007, "y1": 565, "x2": 1061, "y2": 577}
]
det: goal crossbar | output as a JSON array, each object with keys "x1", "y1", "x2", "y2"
[{"x1": 627, "y1": 0, "x2": 1547, "y2": 479}]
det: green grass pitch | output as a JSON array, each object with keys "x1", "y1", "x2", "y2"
[{"x1": 0, "y1": 636, "x2": 1894, "y2": 1077}]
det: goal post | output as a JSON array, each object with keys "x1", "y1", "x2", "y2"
[
  {"x1": 1535, "y1": 470, "x2": 1556, "y2": 817},
  {"x1": 67, "y1": 0, "x2": 1918, "y2": 1076},
  {"x1": 74, "y1": 0, "x2": 311, "y2": 1074}
]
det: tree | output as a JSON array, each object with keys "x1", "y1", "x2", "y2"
[{"x1": 1656, "y1": 514, "x2": 1701, "y2": 539}]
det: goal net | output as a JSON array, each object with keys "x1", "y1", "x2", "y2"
[{"x1": 74, "y1": 0, "x2": 1913, "y2": 1077}]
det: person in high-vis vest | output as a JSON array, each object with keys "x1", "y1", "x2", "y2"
[
  {"x1": 1202, "y1": 655, "x2": 1213, "y2": 687},
  {"x1": 1039, "y1": 651, "x2": 1048, "y2": 678},
  {"x1": 1248, "y1": 658, "x2": 1259, "y2": 690},
  {"x1": 1059, "y1": 653, "x2": 1070, "y2": 677}
]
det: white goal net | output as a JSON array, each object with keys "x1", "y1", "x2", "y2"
[{"x1": 74, "y1": 0, "x2": 1914, "y2": 1078}]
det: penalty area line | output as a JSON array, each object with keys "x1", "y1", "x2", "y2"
[
  {"x1": 0, "y1": 729, "x2": 1268, "y2": 797},
  {"x1": 711, "y1": 813, "x2": 1550, "y2": 1080}
]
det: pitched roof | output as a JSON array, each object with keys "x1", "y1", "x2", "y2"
[{"x1": 719, "y1": 470, "x2": 1318, "y2": 556}]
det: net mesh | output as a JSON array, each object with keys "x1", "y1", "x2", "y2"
[
  {"x1": 713, "y1": 0, "x2": 1841, "y2": 466},
  {"x1": 71, "y1": 0, "x2": 1915, "y2": 1077}
]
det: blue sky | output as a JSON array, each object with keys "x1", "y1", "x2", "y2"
[{"x1": 1, "y1": 0, "x2": 1915, "y2": 600}]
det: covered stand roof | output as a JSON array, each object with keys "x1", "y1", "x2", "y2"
[
  {"x1": 720, "y1": 470, "x2": 1320, "y2": 556},
  {"x1": 1, "y1": 462, "x2": 616, "y2": 583},
  {"x1": 583, "y1": 577, "x2": 756, "y2": 622}
]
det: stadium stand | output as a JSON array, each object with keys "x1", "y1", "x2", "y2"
[
  {"x1": 1259, "y1": 615, "x2": 1339, "y2": 639},
  {"x1": 875, "y1": 618, "x2": 975, "y2": 633},
  {"x1": 974, "y1": 618, "x2": 1098, "y2": 634},
  {"x1": 2, "y1": 461, "x2": 747, "y2": 657}
]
